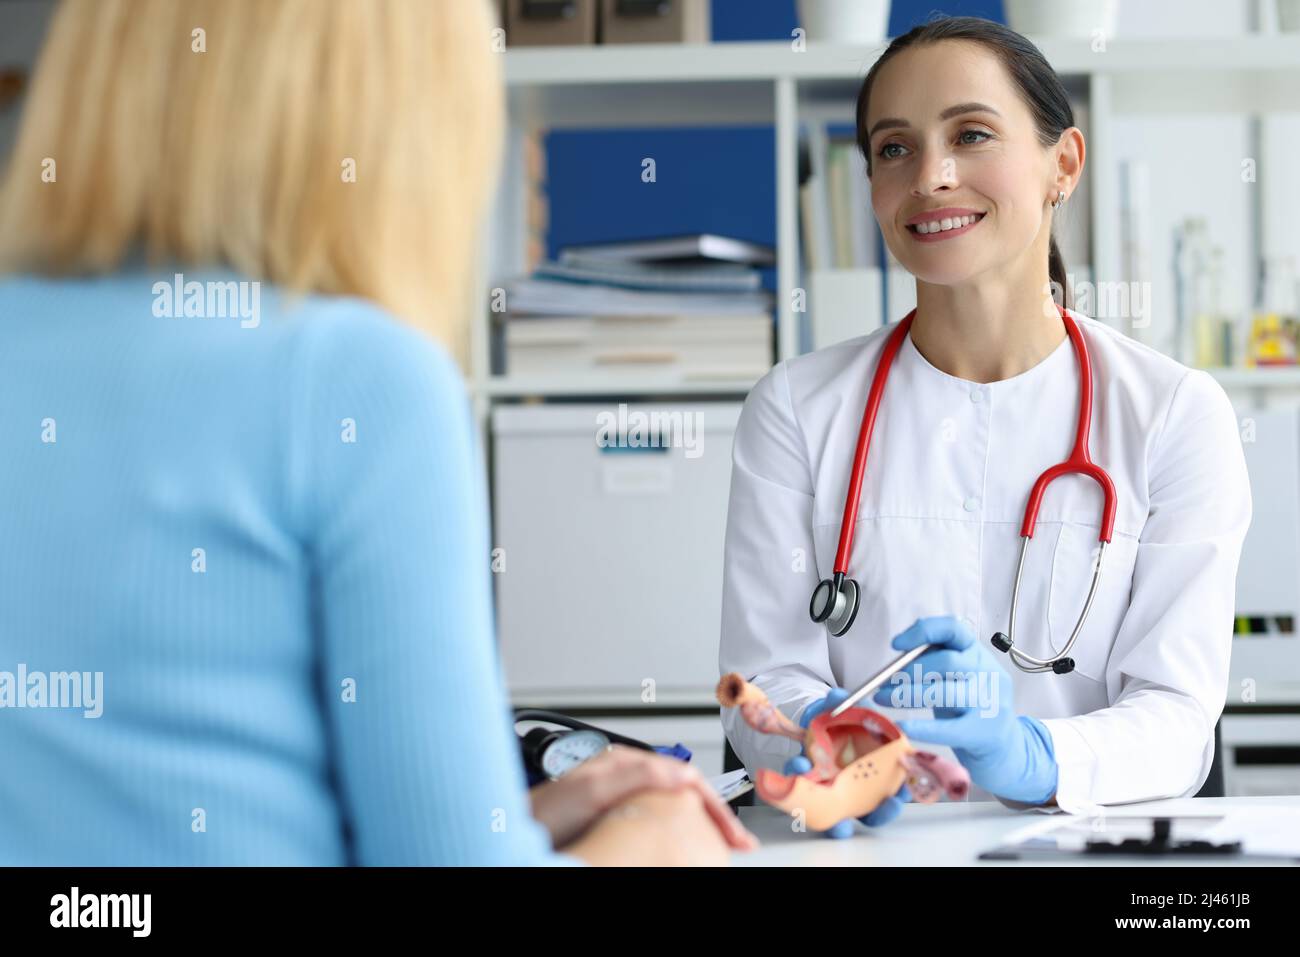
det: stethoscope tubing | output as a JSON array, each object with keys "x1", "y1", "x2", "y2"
[
  {"x1": 812, "y1": 305, "x2": 1120, "y2": 672},
  {"x1": 832, "y1": 305, "x2": 1115, "y2": 577},
  {"x1": 831, "y1": 314, "x2": 913, "y2": 576}
]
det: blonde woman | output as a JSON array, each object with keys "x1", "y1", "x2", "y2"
[{"x1": 0, "y1": 0, "x2": 755, "y2": 865}]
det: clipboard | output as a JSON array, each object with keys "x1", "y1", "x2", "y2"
[{"x1": 979, "y1": 815, "x2": 1247, "y2": 861}]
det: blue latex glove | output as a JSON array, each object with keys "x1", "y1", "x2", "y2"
[
  {"x1": 871, "y1": 615, "x2": 1058, "y2": 805},
  {"x1": 783, "y1": 688, "x2": 912, "y2": 839}
]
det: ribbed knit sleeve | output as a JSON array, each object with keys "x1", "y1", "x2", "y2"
[{"x1": 289, "y1": 300, "x2": 578, "y2": 866}]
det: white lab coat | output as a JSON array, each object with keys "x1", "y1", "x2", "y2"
[{"x1": 719, "y1": 309, "x2": 1252, "y2": 814}]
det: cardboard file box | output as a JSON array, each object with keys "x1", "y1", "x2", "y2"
[
  {"x1": 599, "y1": 0, "x2": 711, "y2": 44},
  {"x1": 505, "y1": 0, "x2": 598, "y2": 47}
]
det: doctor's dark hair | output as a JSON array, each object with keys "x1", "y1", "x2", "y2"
[{"x1": 855, "y1": 16, "x2": 1074, "y2": 307}]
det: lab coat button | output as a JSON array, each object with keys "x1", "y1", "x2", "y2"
[
  {"x1": 963, "y1": 496, "x2": 979, "y2": 512},
  {"x1": 969, "y1": 388, "x2": 983, "y2": 403}
]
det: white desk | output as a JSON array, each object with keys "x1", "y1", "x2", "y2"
[{"x1": 734, "y1": 795, "x2": 1300, "y2": 866}]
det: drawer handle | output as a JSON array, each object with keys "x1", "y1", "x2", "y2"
[
  {"x1": 617, "y1": 0, "x2": 674, "y2": 17},
  {"x1": 521, "y1": 1, "x2": 577, "y2": 21}
]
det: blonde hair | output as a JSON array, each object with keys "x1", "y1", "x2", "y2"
[{"x1": 0, "y1": 0, "x2": 505, "y2": 359}]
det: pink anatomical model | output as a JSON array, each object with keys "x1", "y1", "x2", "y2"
[{"x1": 717, "y1": 673, "x2": 970, "y2": 832}]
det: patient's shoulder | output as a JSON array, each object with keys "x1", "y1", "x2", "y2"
[{"x1": 283, "y1": 293, "x2": 467, "y2": 424}]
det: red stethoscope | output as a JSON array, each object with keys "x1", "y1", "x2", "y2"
[{"x1": 808, "y1": 305, "x2": 1118, "y2": 675}]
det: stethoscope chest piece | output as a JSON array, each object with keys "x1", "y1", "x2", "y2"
[{"x1": 810, "y1": 575, "x2": 860, "y2": 638}]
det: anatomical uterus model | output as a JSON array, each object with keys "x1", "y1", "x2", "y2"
[{"x1": 717, "y1": 673, "x2": 970, "y2": 832}]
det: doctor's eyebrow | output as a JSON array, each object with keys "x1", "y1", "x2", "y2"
[{"x1": 867, "y1": 102, "x2": 1003, "y2": 142}]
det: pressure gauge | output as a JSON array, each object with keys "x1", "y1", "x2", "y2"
[
  {"x1": 541, "y1": 729, "x2": 611, "y2": 779},
  {"x1": 522, "y1": 727, "x2": 612, "y2": 780}
]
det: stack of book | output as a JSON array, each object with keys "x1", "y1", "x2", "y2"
[{"x1": 495, "y1": 234, "x2": 775, "y2": 383}]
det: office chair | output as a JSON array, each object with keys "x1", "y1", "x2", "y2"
[{"x1": 1194, "y1": 718, "x2": 1226, "y2": 798}]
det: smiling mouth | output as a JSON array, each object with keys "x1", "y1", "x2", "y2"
[{"x1": 909, "y1": 213, "x2": 987, "y2": 237}]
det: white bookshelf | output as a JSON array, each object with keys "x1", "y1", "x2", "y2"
[
  {"x1": 503, "y1": 37, "x2": 1300, "y2": 113},
  {"x1": 477, "y1": 373, "x2": 763, "y2": 398},
  {"x1": 1211, "y1": 366, "x2": 1300, "y2": 390},
  {"x1": 478, "y1": 34, "x2": 1300, "y2": 411},
  {"x1": 482, "y1": 32, "x2": 1300, "y2": 720}
]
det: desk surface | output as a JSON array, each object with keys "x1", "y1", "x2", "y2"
[{"x1": 734, "y1": 795, "x2": 1300, "y2": 866}]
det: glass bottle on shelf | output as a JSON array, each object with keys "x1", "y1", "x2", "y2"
[
  {"x1": 1173, "y1": 219, "x2": 1202, "y2": 365},
  {"x1": 1249, "y1": 256, "x2": 1298, "y2": 366},
  {"x1": 1192, "y1": 245, "x2": 1225, "y2": 369},
  {"x1": 1287, "y1": 255, "x2": 1300, "y2": 365}
]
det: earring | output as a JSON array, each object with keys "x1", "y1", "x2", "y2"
[{"x1": 1052, "y1": 189, "x2": 1066, "y2": 209}]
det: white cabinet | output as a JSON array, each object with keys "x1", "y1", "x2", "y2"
[
  {"x1": 1221, "y1": 714, "x2": 1300, "y2": 797},
  {"x1": 493, "y1": 402, "x2": 741, "y2": 705},
  {"x1": 1234, "y1": 406, "x2": 1300, "y2": 622}
]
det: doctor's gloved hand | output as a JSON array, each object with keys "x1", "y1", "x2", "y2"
[
  {"x1": 784, "y1": 688, "x2": 912, "y2": 839},
  {"x1": 872, "y1": 616, "x2": 1058, "y2": 805}
]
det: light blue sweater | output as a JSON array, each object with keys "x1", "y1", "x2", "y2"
[{"x1": 0, "y1": 269, "x2": 573, "y2": 865}]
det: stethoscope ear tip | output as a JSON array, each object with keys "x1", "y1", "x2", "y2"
[{"x1": 990, "y1": 631, "x2": 1076, "y2": 674}]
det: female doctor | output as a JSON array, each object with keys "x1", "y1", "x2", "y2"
[{"x1": 719, "y1": 16, "x2": 1252, "y2": 832}]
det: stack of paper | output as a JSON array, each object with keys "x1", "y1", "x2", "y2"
[
  {"x1": 505, "y1": 314, "x2": 771, "y2": 380},
  {"x1": 496, "y1": 235, "x2": 776, "y2": 382},
  {"x1": 503, "y1": 276, "x2": 772, "y2": 317}
]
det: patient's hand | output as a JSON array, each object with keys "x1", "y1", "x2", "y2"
[
  {"x1": 566, "y1": 788, "x2": 738, "y2": 867},
  {"x1": 528, "y1": 745, "x2": 757, "y2": 856}
]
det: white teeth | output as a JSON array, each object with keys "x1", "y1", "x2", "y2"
[{"x1": 914, "y1": 214, "x2": 981, "y2": 234}]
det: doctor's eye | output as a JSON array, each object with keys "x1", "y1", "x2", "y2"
[{"x1": 878, "y1": 128, "x2": 987, "y2": 159}]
